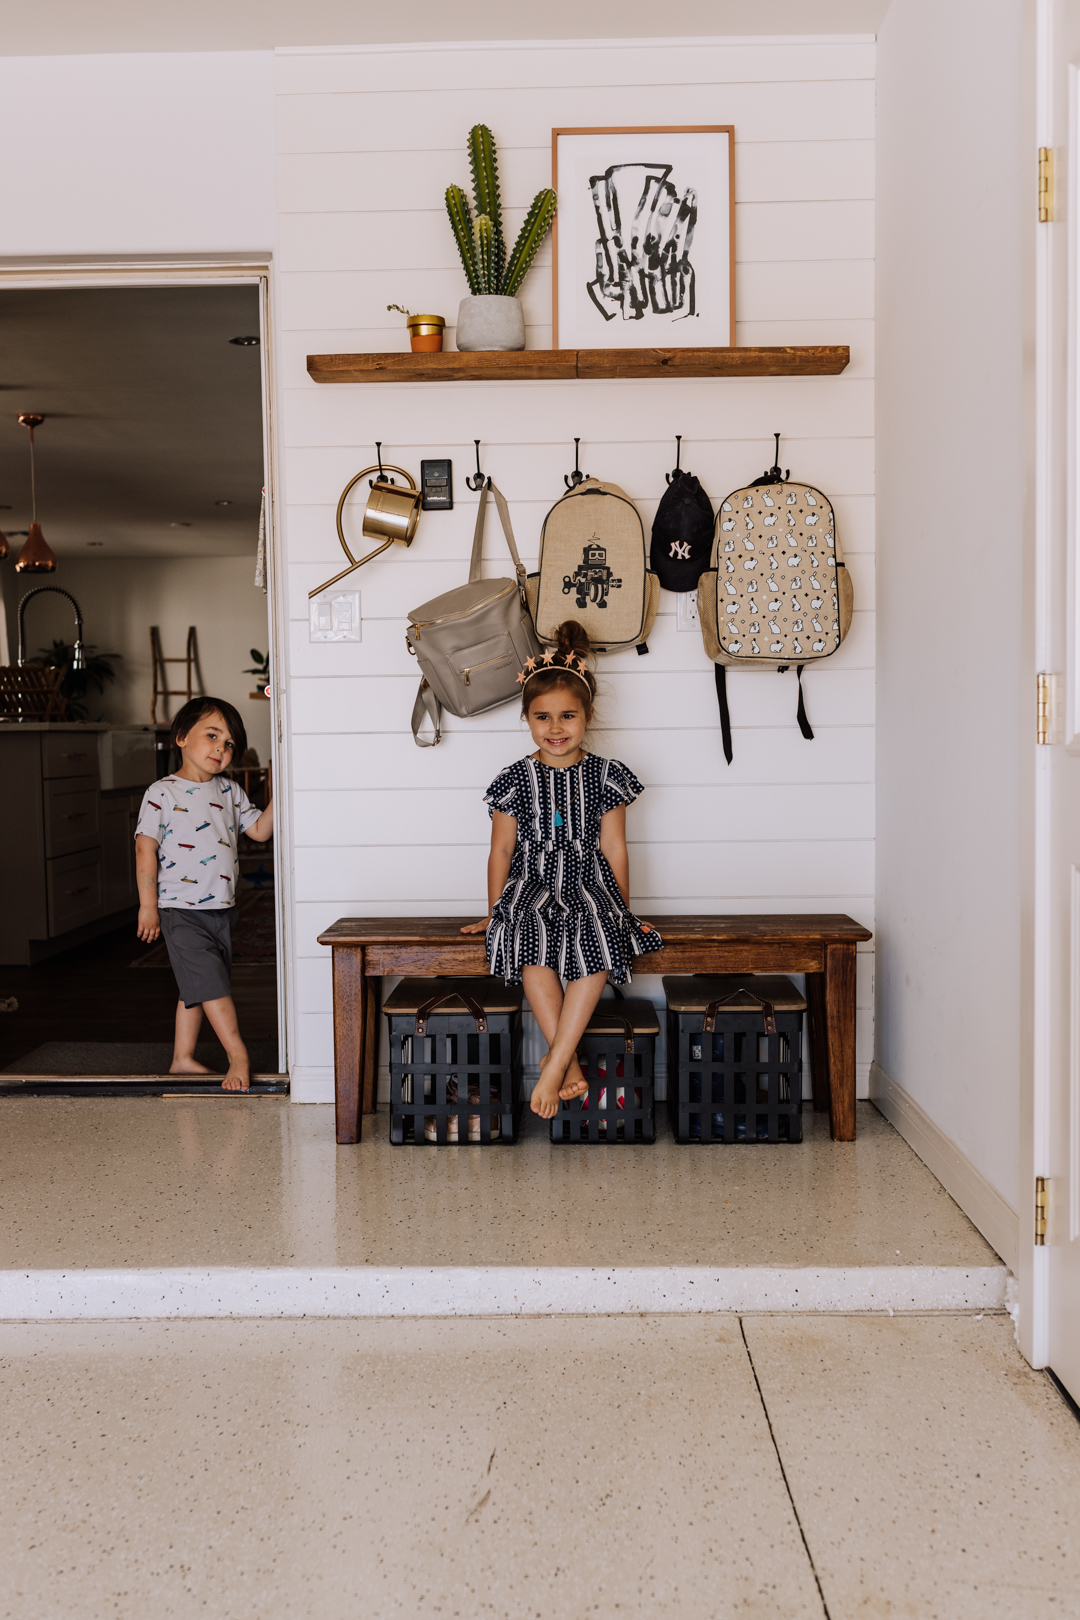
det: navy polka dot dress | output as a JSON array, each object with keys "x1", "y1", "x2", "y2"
[{"x1": 484, "y1": 753, "x2": 663, "y2": 985}]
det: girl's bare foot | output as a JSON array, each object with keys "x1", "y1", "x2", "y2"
[
  {"x1": 169, "y1": 1057, "x2": 215, "y2": 1075},
  {"x1": 530, "y1": 1052, "x2": 567, "y2": 1118},
  {"x1": 558, "y1": 1055, "x2": 589, "y2": 1101},
  {"x1": 222, "y1": 1063, "x2": 251, "y2": 1093}
]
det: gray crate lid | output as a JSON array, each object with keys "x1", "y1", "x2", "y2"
[
  {"x1": 584, "y1": 996, "x2": 660, "y2": 1036},
  {"x1": 662, "y1": 975, "x2": 807, "y2": 1014},
  {"x1": 384, "y1": 977, "x2": 523, "y2": 1016}
]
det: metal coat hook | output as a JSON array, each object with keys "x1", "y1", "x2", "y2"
[
  {"x1": 750, "y1": 432, "x2": 790, "y2": 488},
  {"x1": 564, "y1": 438, "x2": 590, "y2": 489},
  {"x1": 666, "y1": 435, "x2": 690, "y2": 486},
  {"x1": 369, "y1": 441, "x2": 396, "y2": 489},
  {"x1": 465, "y1": 441, "x2": 490, "y2": 492}
]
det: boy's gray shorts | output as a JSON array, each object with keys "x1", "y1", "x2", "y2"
[{"x1": 159, "y1": 908, "x2": 237, "y2": 1007}]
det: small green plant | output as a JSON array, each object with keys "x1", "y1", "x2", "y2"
[
  {"x1": 243, "y1": 649, "x2": 270, "y2": 681},
  {"x1": 445, "y1": 125, "x2": 557, "y2": 298},
  {"x1": 386, "y1": 304, "x2": 414, "y2": 317},
  {"x1": 31, "y1": 639, "x2": 120, "y2": 722}
]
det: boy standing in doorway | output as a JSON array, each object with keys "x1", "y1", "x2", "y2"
[{"x1": 135, "y1": 698, "x2": 274, "y2": 1091}]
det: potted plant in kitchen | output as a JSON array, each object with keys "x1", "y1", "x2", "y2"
[{"x1": 445, "y1": 124, "x2": 557, "y2": 352}]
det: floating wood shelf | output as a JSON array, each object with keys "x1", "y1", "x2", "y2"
[{"x1": 306, "y1": 345, "x2": 850, "y2": 385}]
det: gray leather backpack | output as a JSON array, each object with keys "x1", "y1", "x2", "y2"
[{"x1": 406, "y1": 482, "x2": 544, "y2": 747}]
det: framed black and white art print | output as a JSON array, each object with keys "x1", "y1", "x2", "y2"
[{"x1": 551, "y1": 126, "x2": 735, "y2": 350}]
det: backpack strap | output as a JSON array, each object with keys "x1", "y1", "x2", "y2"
[
  {"x1": 714, "y1": 664, "x2": 733, "y2": 765},
  {"x1": 469, "y1": 481, "x2": 528, "y2": 589},
  {"x1": 795, "y1": 664, "x2": 814, "y2": 741},
  {"x1": 411, "y1": 678, "x2": 442, "y2": 748}
]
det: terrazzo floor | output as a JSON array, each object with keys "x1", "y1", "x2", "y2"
[
  {"x1": 2, "y1": 1313, "x2": 1078, "y2": 1620},
  {"x1": 0, "y1": 1098, "x2": 998, "y2": 1271}
]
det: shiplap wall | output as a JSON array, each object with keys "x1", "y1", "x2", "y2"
[{"x1": 274, "y1": 34, "x2": 875, "y2": 1102}]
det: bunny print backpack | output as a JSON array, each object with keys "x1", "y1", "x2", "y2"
[{"x1": 696, "y1": 467, "x2": 853, "y2": 762}]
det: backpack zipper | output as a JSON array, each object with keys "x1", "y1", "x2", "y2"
[
  {"x1": 460, "y1": 651, "x2": 512, "y2": 685},
  {"x1": 409, "y1": 580, "x2": 516, "y2": 640}
]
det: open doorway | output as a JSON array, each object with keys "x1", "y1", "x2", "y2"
[{"x1": 0, "y1": 278, "x2": 285, "y2": 1090}]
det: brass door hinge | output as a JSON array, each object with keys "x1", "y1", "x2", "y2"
[
  {"x1": 1037, "y1": 672, "x2": 1052, "y2": 744},
  {"x1": 1035, "y1": 1176, "x2": 1048, "y2": 1245},
  {"x1": 1039, "y1": 147, "x2": 1055, "y2": 222}
]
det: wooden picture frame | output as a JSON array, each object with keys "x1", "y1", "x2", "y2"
[{"x1": 551, "y1": 125, "x2": 736, "y2": 351}]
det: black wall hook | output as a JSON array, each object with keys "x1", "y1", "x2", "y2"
[
  {"x1": 564, "y1": 437, "x2": 590, "y2": 489},
  {"x1": 665, "y1": 434, "x2": 690, "y2": 486},
  {"x1": 465, "y1": 440, "x2": 490, "y2": 492},
  {"x1": 750, "y1": 432, "x2": 789, "y2": 488},
  {"x1": 369, "y1": 441, "x2": 396, "y2": 488}
]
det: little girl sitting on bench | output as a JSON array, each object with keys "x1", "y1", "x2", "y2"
[{"x1": 462, "y1": 619, "x2": 662, "y2": 1117}]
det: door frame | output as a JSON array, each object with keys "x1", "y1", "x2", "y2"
[{"x1": 0, "y1": 254, "x2": 293, "y2": 1077}]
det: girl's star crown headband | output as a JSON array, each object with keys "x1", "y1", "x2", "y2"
[{"x1": 516, "y1": 648, "x2": 592, "y2": 692}]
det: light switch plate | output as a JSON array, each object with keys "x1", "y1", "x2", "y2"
[
  {"x1": 676, "y1": 592, "x2": 699, "y2": 632},
  {"x1": 310, "y1": 589, "x2": 361, "y2": 641}
]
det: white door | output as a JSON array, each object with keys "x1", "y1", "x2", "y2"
[{"x1": 1035, "y1": 0, "x2": 1080, "y2": 1401}]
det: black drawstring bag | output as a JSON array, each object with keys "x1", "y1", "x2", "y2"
[{"x1": 649, "y1": 471, "x2": 714, "y2": 592}]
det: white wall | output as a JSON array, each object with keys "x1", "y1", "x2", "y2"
[
  {"x1": 23, "y1": 557, "x2": 273, "y2": 762},
  {"x1": 874, "y1": 0, "x2": 1031, "y2": 1214},
  {"x1": 275, "y1": 35, "x2": 877, "y2": 1099},
  {"x1": 0, "y1": 51, "x2": 275, "y2": 256}
]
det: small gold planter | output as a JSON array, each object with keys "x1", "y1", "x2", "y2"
[{"x1": 407, "y1": 314, "x2": 445, "y2": 353}]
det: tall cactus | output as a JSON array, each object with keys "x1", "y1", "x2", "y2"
[
  {"x1": 445, "y1": 124, "x2": 556, "y2": 300},
  {"x1": 467, "y1": 124, "x2": 505, "y2": 288}
]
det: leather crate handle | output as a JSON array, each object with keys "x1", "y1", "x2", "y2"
[
  {"x1": 585, "y1": 1010, "x2": 636, "y2": 1054},
  {"x1": 414, "y1": 990, "x2": 488, "y2": 1036},
  {"x1": 702, "y1": 988, "x2": 777, "y2": 1035}
]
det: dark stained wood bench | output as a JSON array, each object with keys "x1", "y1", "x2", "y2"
[{"x1": 317, "y1": 914, "x2": 872, "y2": 1145}]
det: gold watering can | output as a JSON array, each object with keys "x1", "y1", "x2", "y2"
[{"x1": 309, "y1": 444, "x2": 421, "y2": 598}]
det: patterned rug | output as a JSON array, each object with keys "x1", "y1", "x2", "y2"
[{"x1": 132, "y1": 890, "x2": 277, "y2": 969}]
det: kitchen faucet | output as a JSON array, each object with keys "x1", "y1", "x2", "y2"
[{"x1": 17, "y1": 585, "x2": 87, "y2": 671}]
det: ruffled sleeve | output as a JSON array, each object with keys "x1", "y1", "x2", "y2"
[
  {"x1": 483, "y1": 764, "x2": 522, "y2": 821},
  {"x1": 599, "y1": 758, "x2": 645, "y2": 816}
]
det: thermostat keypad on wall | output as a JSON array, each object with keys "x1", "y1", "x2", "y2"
[{"x1": 420, "y1": 459, "x2": 453, "y2": 511}]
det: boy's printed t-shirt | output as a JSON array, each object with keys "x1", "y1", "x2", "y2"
[{"x1": 135, "y1": 775, "x2": 261, "y2": 908}]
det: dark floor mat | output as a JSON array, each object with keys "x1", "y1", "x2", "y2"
[{"x1": 3, "y1": 1040, "x2": 281, "y2": 1075}]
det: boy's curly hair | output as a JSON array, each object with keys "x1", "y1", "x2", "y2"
[{"x1": 521, "y1": 620, "x2": 597, "y2": 721}]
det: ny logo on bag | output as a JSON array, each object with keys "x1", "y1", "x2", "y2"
[{"x1": 562, "y1": 539, "x2": 623, "y2": 610}]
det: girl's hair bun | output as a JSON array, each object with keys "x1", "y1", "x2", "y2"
[
  {"x1": 554, "y1": 619, "x2": 590, "y2": 659},
  {"x1": 521, "y1": 618, "x2": 597, "y2": 718}
]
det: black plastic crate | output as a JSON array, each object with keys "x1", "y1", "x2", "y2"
[
  {"x1": 384, "y1": 978, "x2": 523, "y2": 1145},
  {"x1": 550, "y1": 996, "x2": 658, "y2": 1144},
  {"x1": 664, "y1": 975, "x2": 805, "y2": 1144}
]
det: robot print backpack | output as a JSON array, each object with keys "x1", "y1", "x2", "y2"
[
  {"x1": 526, "y1": 472, "x2": 659, "y2": 654},
  {"x1": 696, "y1": 442, "x2": 853, "y2": 762}
]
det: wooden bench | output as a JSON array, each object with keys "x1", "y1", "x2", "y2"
[{"x1": 316, "y1": 914, "x2": 872, "y2": 1145}]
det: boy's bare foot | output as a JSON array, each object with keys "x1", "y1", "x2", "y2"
[
  {"x1": 558, "y1": 1055, "x2": 589, "y2": 1101},
  {"x1": 170, "y1": 1057, "x2": 215, "y2": 1076},
  {"x1": 222, "y1": 1063, "x2": 251, "y2": 1093}
]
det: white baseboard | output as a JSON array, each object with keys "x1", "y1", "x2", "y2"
[
  {"x1": 289, "y1": 1069, "x2": 335, "y2": 1104},
  {"x1": 870, "y1": 1061, "x2": 1019, "y2": 1274}
]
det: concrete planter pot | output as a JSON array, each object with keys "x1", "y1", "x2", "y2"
[{"x1": 455, "y1": 295, "x2": 525, "y2": 352}]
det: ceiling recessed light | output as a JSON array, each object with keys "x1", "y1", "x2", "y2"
[
  {"x1": 214, "y1": 499, "x2": 233, "y2": 507},
  {"x1": 87, "y1": 541, "x2": 104, "y2": 547},
  {"x1": 170, "y1": 522, "x2": 193, "y2": 528},
  {"x1": 229, "y1": 335, "x2": 260, "y2": 346},
  {"x1": 0, "y1": 505, "x2": 11, "y2": 511}
]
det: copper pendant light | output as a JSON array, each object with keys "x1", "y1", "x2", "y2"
[
  {"x1": 0, "y1": 529, "x2": 8, "y2": 562},
  {"x1": 15, "y1": 414, "x2": 57, "y2": 574}
]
